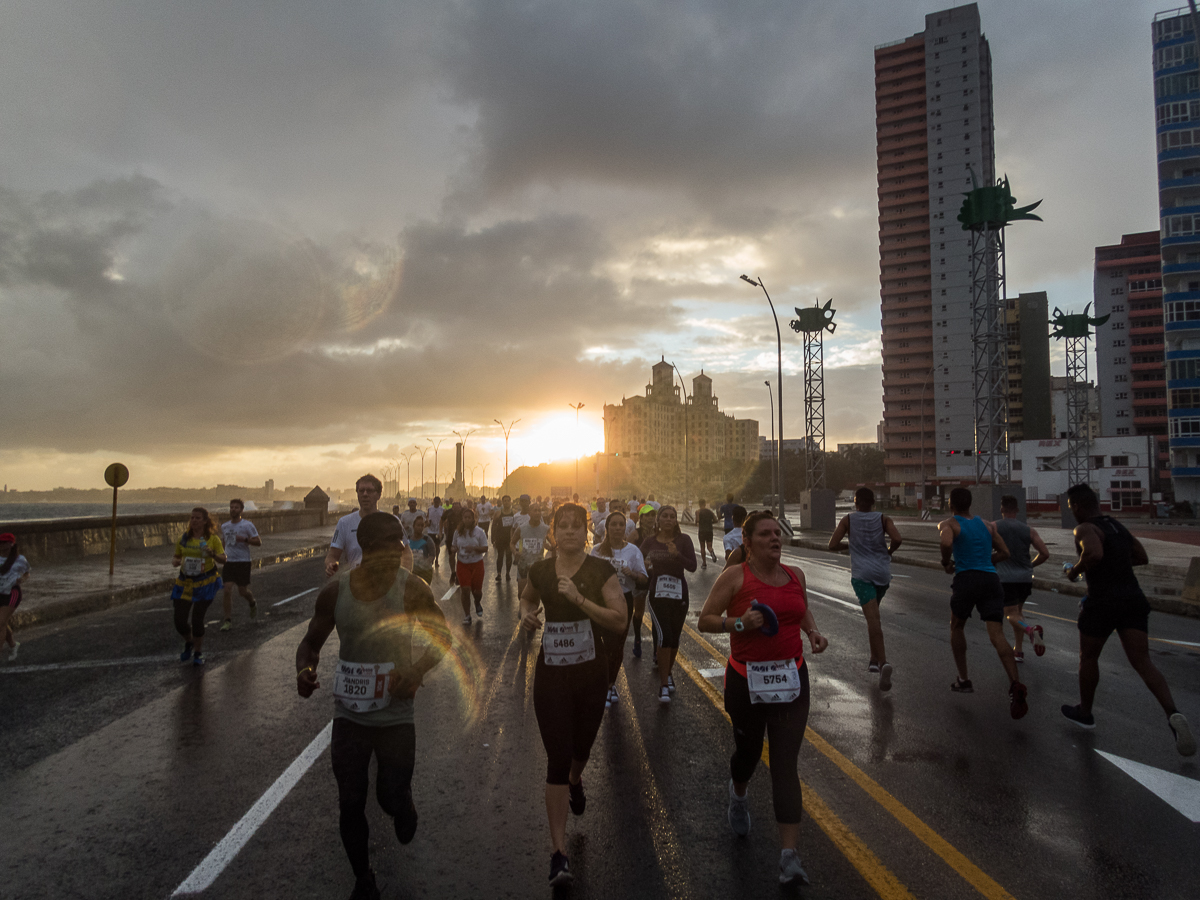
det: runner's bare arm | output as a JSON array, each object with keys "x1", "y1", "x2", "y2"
[
  {"x1": 989, "y1": 523, "x2": 1010, "y2": 563},
  {"x1": 594, "y1": 574, "x2": 628, "y2": 631},
  {"x1": 1029, "y1": 527, "x2": 1050, "y2": 567},
  {"x1": 1068, "y1": 522, "x2": 1105, "y2": 579},
  {"x1": 295, "y1": 583, "x2": 339, "y2": 697},
  {"x1": 324, "y1": 546, "x2": 343, "y2": 577},
  {"x1": 400, "y1": 543, "x2": 413, "y2": 573},
  {"x1": 519, "y1": 579, "x2": 543, "y2": 632},
  {"x1": 883, "y1": 515, "x2": 903, "y2": 555},
  {"x1": 938, "y1": 518, "x2": 958, "y2": 570},
  {"x1": 827, "y1": 515, "x2": 850, "y2": 552},
  {"x1": 697, "y1": 565, "x2": 753, "y2": 632}
]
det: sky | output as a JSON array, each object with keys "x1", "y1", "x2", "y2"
[{"x1": 0, "y1": 0, "x2": 1169, "y2": 492}]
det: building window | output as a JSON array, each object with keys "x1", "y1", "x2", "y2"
[
  {"x1": 1012, "y1": 459, "x2": 1022, "y2": 471},
  {"x1": 1113, "y1": 340, "x2": 1125, "y2": 348},
  {"x1": 1117, "y1": 427, "x2": 1131, "y2": 435},
  {"x1": 1114, "y1": 357, "x2": 1126, "y2": 365},
  {"x1": 1171, "y1": 387, "x2": 1200, "y2": 407},
  {"x1": 1115, "y1": 373, "x2": 1129, "y2": 382},
  {"x1": 1167, "y1": 300, "x2": 1200, "y2": 323},
  {"x1": 1111, "y1": 455, "x2": 1130, "y2": 466},
  {"x1": 1170, "y1": 417, "x2": 1200, "y2": 437}
]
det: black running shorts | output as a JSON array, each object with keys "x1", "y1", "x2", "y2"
[
  {"x1": 950, "y1": 570, "x2": 1004, "y2": 623},
  {"x1": 1077, "y1": 593, "x2": 1150, "y2": 639},
  {"x1": 1002, "y1": 582, "x2": 1032, "y2": 606},
  {"x1": 221, "y1": 561, "x2": 252, "y2": 587}
]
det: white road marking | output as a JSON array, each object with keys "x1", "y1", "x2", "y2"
[
  {"x1": 173, "y1": 720, "x2": 334, "y2": 895},
  {"x1": 1159, "y1": 638, "x2": 1200, "y2": 649},
  {"x1": 0, "y1": 655, "x2": 175, "y2": 674},
  {"x1": 698, "y1": 667, "x2": 725, "y2": 678},
  {"x1": 272, "y1": 587, "x2": 318, "y2": 607},
  {"x1": 136, "y1": 608, "x2": 172, "y2": 614},
  {"x1": 441, "y1": 586, "x2": 459, "y2": 602},
  {"x1": 1096, "y1": 750, "x2": 1200, "y2": 822},
  {"x1": 805, "y1": 588, "x2": 862, "y2": 612}
]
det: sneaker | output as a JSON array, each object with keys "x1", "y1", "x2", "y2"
[
  {"x1": 568, "y1": 779, "x2": 586, "y2": 816},
  {"x1": 348, "y1": 870, "x2": 381, "y2": 900},
  {"x1": 879, "y1": 663, "x2": 893, "y2": 692},
  {"x1": 1009, "y1": 681, "x2": 1028, "y2": 720},
  {"x1": 1013, "y1": 650, "x2": 1025, "y2": 664},
  {"x1": 779, "y1": 848, "x2": 810, "y2": 886},
  {"x1": 549, "y1": 851, "x2": 572, "y2": 887},
  {"x1": 8, "y1": 641, "x2": 19, "y2": 661},
  {"x1": 702, "y1": 561, "x2": 707, "y2": 569},
  {"x1": 192, "y1": 652, "x2": 206, "y2": 667},
  {"x1": 475, "y1": 601, "x2": 483, "y2": 618},
  {"x1": 494, "y1": 574, "x2": 501, "y2": 583},
  {"x1": 180, "y1": 642, "x2": 194, "y2": 662},
  {"x1": 394, "y1": 789, "x2": 419, "y2": 844},
  {"x1": 710, "y1": 552, "x2": 718, "y2": 563},
  {"x1": 1028, "y1": 625, "x2": 1046, "y2": 657},
  {"x1": 633, "y1": 638, "x2": 642, "y2": 659},
  {"x1": 461, "y1": 615, "x2": 471, "y2": 626},
  {"x1": 506, "y1": 571, "x2": 512, "y2": 581},
  {"x1": 249, "y1": 600, "x2": 257, "y2": 620},
  {"x1": 1169, "y1": 712, "x2": 1197, "y2": 757},
  {"x1": 1061, "y1": 704, "x2": 1096, "y2": 729},
  {"x1": 950, "y1": 678, "x2": 973, "y2": 693},
  {"x1": 605, "y1": 686, "x2": 618, "y2": 709},
  {"x1": 220, "y1": 619, "x2": 232, "y2": 632},
  {"x1": 658, "y1": 686, "x2": 671, "y2": 704},
  {"x1": 868, "y1": 662, "x2": 881, "y2": 675},
  {"x1": 667, "y1": 674, "x2": 676, "y2": 694},
  {"x1": 727, "y1": 780, "x2": 751, "y2": 836}
]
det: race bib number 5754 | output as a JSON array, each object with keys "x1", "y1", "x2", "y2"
[{"x1": 746, "y1": 659, "x2": 802, "y2": 704}]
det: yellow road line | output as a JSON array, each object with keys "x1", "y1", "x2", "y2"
[
  {"x1": 680, "y1": 623, "x2": 1016, "y2": 900},
  {"x1": 673, "y1": 653, "x2": 915, "y2": 900}
]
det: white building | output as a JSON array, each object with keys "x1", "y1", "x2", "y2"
[
  {"x1": 1010, "y1": 435, "x2": 1153, "y2": 513},
  {"x1": 759, "y1": 437, "x2": 811, "y2": 459}
]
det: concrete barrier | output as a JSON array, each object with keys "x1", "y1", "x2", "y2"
[{"x1": 2, "y1": 508, "x2": 345, "y2": 565}]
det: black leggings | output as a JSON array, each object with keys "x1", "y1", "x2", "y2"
[
  {"x1": 649, "y1": 595, "x2": 688, "y2": 650},
  {"x1": 331, "y1": 718, "x2": 416, "y2": 880},
  {"x1": 494, "y1": 540, "x2": 512, "y2": 574},
  {"x1": 600, "y1": 592, "x2": 634, "y2": 686},
  {"x1": 723, "y1": 661, "x2": 810, "y2": 824},
  {"x1": 533, "y1": 655, "x2": 608, "y2": 784},
  {"x1": 173, "y1": 598, "x2": 213, "y2": 640}
]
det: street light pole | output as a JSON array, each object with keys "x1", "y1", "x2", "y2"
[
  {"x1": 765, "y1": 380, "x2": 776, "y2": 504},
  {"x1": 402, "y1": 450, "x2": 416, "y2": 497},
  {"x1": 742, "y1": 275, "x2": 784, "y2": 520},
  {"x1": 570, "y1": 402, "x2": 585, "y2": 496},
  {"x1": 494, "y1": 418, "x2": 521, "y2": 488},
  {"x1": 481, "y1": 463, "x2": 490, "y2": 495},
  {"x1": 415, "y1": 445, "x2": 429, "y2": 500},
  {"x1": 918, "y1": 367, "x2": 935, "y2": 518},
  {"x1": 669, "y1": 362, "x2": 689, "y2": 506},
  {"x1": 428, "y1": 438, "x2": 445, "y2": 497}
]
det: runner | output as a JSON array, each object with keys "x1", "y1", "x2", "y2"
[
  {"x1": 171, "y1": 508, "x2": 226, "y2": 667},
  {"x1": 697, "y1": 510, "x2": 827, "y2": 886},
  {"x1": 938, "y1": 488, "x2": 1028, "y2": 719},
  {"x1": 0, "y1": 533, "x2": 30, "y2": 661},
  {"x1": 994, "y1": 495, "x2": 1049, "y2": 663},
  {"x1": 719, "y1": 492, "x2": 738, "y2": 535},
  {"x1": 646, "y1": 494, "x2": 661, "y2": 511},
  {"x1": 476, "y1": 495, "x2": 493, "y2": 541},
  {"x1": 696, "y1": 499, "x2": 718, "y2": 568},
  {"x1": 219, "y1": 499, "x2": 261, "y2": 632},
  {"x1": 640, "y1": 505, "x2": 697, "y2": 704},
  {"x1": 408, "y1": 516, "x2": 437, "y2": 585},
  {"x1": 513, "y1": 504, "x2": 551, "y2": 596},
  {"x1": 327, "y1": 475, "x2": 412, "y2": 577},
  {"x1": 591, "y1": 510, "x2": 648, "y2": 708},
  {"x1": 1060, "y1": 484, "x2": 1195, "y2": 755},
  {"x1": 519, "y1": 503, "x2": 627, "y2": 887},
  {"x1": 491, "y1": 495, "x2": 516, "y2": 583},
  {"x1": 295, "y1": 513, "x2": 450, "y2": 900},
  {"x1": 442, "y1": 500, "x2": 463, "y2": 585},
  {"x1": 828, "y1": 487, "x2": 902, "y2": 690},
  {"x1": 400, "y1": 499, "x2": 421, "y2": 541},
  {"x1": 629, "y1": 505, "x2": 658, "y2": 659},
  {"x1": 425, "y1": 498, "x2": 444, "y2": 572},
  {"x1": 453, "y1": 507, "x2": 489, "y2": 624},
  {"x1": 723, "y1": 505, "x2": 748, "y2": 562}
]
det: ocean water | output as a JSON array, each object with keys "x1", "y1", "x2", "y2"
[{"x1": 0, "y1": 502, "x2": 228, "y2": 523}]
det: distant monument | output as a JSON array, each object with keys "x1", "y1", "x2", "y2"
[{"x1": 446, "y1": 442, "x2": 467, "y2": 499}]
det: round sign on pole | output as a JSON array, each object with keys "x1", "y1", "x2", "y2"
[{"x1": 104, "y1": 463, "x2": 129, "y2": 488}]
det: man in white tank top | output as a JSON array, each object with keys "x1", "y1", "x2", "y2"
[{"x1": 828, "y1": 487, "x2": 902, "y2": 691}]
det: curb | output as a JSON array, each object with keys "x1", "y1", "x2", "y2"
[{"x1": 12, "y1": 543, "x2": 330, "y2": 630}]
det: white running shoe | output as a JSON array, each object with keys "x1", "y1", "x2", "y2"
[
  {"x1": 879, "y1": 663, "x2": 893, "y2": 692},
  {"x1": 605, "y1": 686, "x2": 618, "y2": 709},
  {"x1": 779, "y1": 849, "x2": 810, "y2": 886},
  {"x1": 1170, "y1": 712, "x2": 1197, "y2": 757},
  {"x1": 658, "y1": 686, "x2": 671, "y2": 704},
  {"x1": 8, "y1": 641, "x2": 19, "y2": 661},
  {"x1": 727, "y1": 780, "x2": 750, "y2": 836},
  {"x1": 667, "y1": 674, "x2": 676, "y2": 694}
]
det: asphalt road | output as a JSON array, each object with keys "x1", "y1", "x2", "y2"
[{"x1": 2, "y1": 544, "x2": 1198, "y2": 899}]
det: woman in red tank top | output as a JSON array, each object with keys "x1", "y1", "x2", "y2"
[{"x1": 698, "y1": 510, "x2": 828, "y2": 887}]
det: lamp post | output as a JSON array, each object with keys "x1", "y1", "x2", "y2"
[
  {"x1": 669, "y1": 362, "x2": 689, "y2": 506},
  {"x1": 917, "y1": 367, "x2": 935, "y2": 517},
  {"x1": 401, "y1": 450, "x2": 416, "y2": 497},
  {"x1": 742, "y1": 275, "x2": 784, "y2": 520},
  {"x1": 765, "y1": 380, "x2": 776, "y2": 504},
  {"x1": 428, "y1": 438, "x2": 445, "y2": 497},
  {"x1": 481, "y1": 463, "x2": 490, "y2": 495},
  {"x1": 494, "y1": 418, "x2": 520, "y2": 488},
  {"x1": 415, "y1": 445, "x2": 429, "y2": 500},
  {"x1": 470, "y1": 464, "x2": 480, "y2": 494},
  {"x1": 569, "y1": 402, "x2": 585, "y2": 496}
]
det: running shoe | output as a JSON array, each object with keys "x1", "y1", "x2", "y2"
[
  {"x1": 8, "y1": 641, "x2": 19, "y2": 661},
  {"x1": 658, "y1": 686, "x2": 671, "y2": 704},
  {"x1": 1169, "y1": 712, "x2": 1197, "y2": 757},
  {"x1": 667, "y1": 674, "x2": 676, "y2": 694},
  {"x1": 633, "y1": 638, "x2": 642, "y2": 659},
  {"x1": 348, "y1": 870, "x2": 381, "y2": 900},
  {"x1": 1009, "y1": 681, "x2": 1028, "y2": 720},
  {"x1": 494, "y1": 574, "x2": 501, "y2": 583},
  {"x1": 727, "y1": 780, "x2": 751, "y2": 836},
  {"x1": 461, "y1": 615, "x2": 471, "y2": 626},
  {"x1": 549, "y1": 852, "x2": 572, "y2": 887},
  {"x1": 192, "y1": 652, "x2": 206, "y2": 667},
  {"x1": 779, "y1": 849, "x2": 810, "y2": 886},
  {"x1": 1013, "y1": 650, "x2": 1025, "y2": 664},
  {"x1": 1028, "y1": 625, "x2": 1046, "y2": 658},
  {"x1": 605, "y1": 686, "x2": 618, "y2": 709},
  {"x1": 1060, "y1": 704, "x2": 1096, "y2": 729},
  {"x1": 220, "y1": 619, "x2": 232, "y2": 632},
  {"x1": 950, "y1": 678, "x2": 973, "y2": 693},
  {"x1": 868, "y1": 662, "x2": 881, "y2": 675},
  {"x1": 710, "y1": 552, "x2": 718, "y2": 563},
  {"x1": 568, "y1": 779, "x2": 586, "y2": 816},
  {"x1": 879, "y1": 663, "x2": 893, "y2": 692},
  {"x1": 394, "y1": 789, "x2": 419, "y2": 844},
  {"x1": 701, "y1": 561, "x2": 707, "y2": 570},
  {"x1": 180, "y1": 642, "x2": 193, "y2": 662},
  {"x1": 249, "y1": 600, "x2": 257, "y2": 619},
  {"x1": 475, "y1": 600, "x2": 483, "y2": 618}
]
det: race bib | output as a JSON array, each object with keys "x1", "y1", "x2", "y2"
[
  {"x1": 333, "y1": 660, "x2": 395, "y2": 713},
  {"x1": 523, "y1": 537, "x2": 542, "y2": 555},
  {"x1": 655, "y1": 575, "x2": 683, "y2": 600},
  {"x1": 502, "y1": 516, "x2": 514, "y2": 527},
  {"x1": 746, "y1": 659, "x2": 802, "y2": 704},
  {"x1": 542, "y1": 619, "x2": 596, "y2": 666},
  {"x1": 182, "y1": 556, "x2": 206, "y2": 577}
]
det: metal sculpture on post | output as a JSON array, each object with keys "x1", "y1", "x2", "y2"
[
  {"x1": 1050, "y1": 304, "x2": 1109, "y2": 524},
  {"x1": 957, "y1": 173, "x2": 1042, "y2": 485},
  {"x1": 790, "y1": 299, "x2": 837, "y2": 530}
]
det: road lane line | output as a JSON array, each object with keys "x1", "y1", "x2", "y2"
[
  {"x1": 272, "y1": 587, "x2": 318, "y2": 607},
  {"x1": 441, "y1": 586, "x2": 459, "y2": 602},
  {"x1": 172, "y1": 720, "x2": 333, "y2": 896},
  {"x1": 672, "y1": 653, "x2": 915, "y2": 900},
  {"x1": 1, "y1": 655, "x2": 175, "y2": 674},
  {"x1": 805, "y1": 588, "x2": 864, "y2": 612},
  {"x1": 1023, "y1": 609, "x2": 1200, "y2": 648},
  {"x1": 679, "y1": 623, "x2": 1017, "y2": 900}
]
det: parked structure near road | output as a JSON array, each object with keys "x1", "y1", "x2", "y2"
[{"x1": 1010, "y1": 436, "x2": 1154, "y2": 514}]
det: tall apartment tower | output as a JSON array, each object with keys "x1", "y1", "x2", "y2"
[
  {"x1": 1094, "y1": 232, "x2": 1168, "y2": 493},
  {"x1": 876, "y1": 4, "x2": 996, "y2": 488},
  {"x1": 1006, "y1": 291, "x2": 1052, "y2": 442},
  {"x1": 1152, "y1": 10, "x2": 1200, "y2": 505}
]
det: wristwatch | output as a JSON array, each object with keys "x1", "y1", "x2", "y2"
[{"x1": 733, "y1": 618, "x2": 745, "y2": 633}]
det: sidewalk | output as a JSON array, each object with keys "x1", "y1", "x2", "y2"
[{"x1": 11, "y1": 524, "x2": 336, "y2": 629}]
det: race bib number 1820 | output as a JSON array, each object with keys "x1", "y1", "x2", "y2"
[{"x1": 333, "y1": 660, "x2": 395, "y2": 713}]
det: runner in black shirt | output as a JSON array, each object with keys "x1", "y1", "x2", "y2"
[{"x1": 696, "y1": 499, "x2": 718, "y2": 569}]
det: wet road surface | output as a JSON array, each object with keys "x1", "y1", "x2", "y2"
[{"x1": 2, "y1": 546, "x2": 1198, "y2": 899}]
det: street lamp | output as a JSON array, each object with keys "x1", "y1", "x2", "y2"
[
  {"x1": 668, "y1": 362, "x2": 689, "y2": 506},
  {"x1": 569, "y1": 402, "x2": 585, "y2": 495},
  {"x1": 765, "y1": 380, "x2": 776, "y2": 504},
  {"x1": 494, "y1": 418, "x2": 521, "y2": 487},
  {"x1": 428, "y1": 438, "x2": 445, "y2": 496},
  {"x1": 481, "y1": 463, "x2": 490, "y2": 495},
  {"x1": 415, "y1": 445, "x2": 429, "y2": 500},
  {"x1": 918, "y1": 367, "x2": 935, "y2": 518},
  {"x1": 742, "y1": 275, "x2": 784, "y2": 520},
  {"x1": 470, "y1": 464, "x2": 480, "y2": 493},
  {"x1": 401, "y1": 450, "x2": 416, "y2": 497}
]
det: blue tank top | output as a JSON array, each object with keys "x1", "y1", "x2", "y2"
[{"x1": 952, "y1": 515, "x2": 995, "y2": 573}]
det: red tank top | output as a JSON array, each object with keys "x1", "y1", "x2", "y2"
[{"x1": 728, "y1": 562, "x2": 807, "y2": 677}]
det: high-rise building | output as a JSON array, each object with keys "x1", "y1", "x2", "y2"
[
  {"x1": 876, "y1": 4, "x2": 996, "y2": 488},
  {"x1": 1093, "y1": 232, "x2": 1169, "y2": 494},
  {"x1": 1152, "y1": 9, "x2": 1200, "y2": 505},
  {"x1": 1005, "y1": 291, "x2": 1051, "y2": 442}
]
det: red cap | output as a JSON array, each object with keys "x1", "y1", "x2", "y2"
[{"x1": 0, "y1": 533, "x2": 15, "y2": 544}]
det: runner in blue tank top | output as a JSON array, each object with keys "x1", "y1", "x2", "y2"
[{"x1": 938, "y1": 487, "x2": 1029, "y2": 719}]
